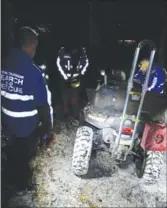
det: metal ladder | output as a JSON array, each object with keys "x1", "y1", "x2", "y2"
[{"x1": 112, "y1": 40, "x2": 157, "y2": 156}]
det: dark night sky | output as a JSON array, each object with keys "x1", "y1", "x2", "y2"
[
  {"x1": 12, "y1": 0, "x2": 164, "y2": 43},
  {"x1": 13, "y1": 1, "x2": 89, "y2": 44},
  {"x1": 3, "y1": 0, "x2": 166, "y2": 68}
]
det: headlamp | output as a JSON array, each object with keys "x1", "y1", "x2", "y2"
[{"x1": 71, "y1": 80, "x2": 80, "y2": 88}]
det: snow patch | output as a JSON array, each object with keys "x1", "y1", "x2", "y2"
[{"x1": 7, "y1": 122, "x2": 167, "y2": 208}]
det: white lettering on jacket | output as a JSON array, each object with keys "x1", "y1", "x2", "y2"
[{"x1": 1, "y1": 70, "x2": 24, "y2": 94}]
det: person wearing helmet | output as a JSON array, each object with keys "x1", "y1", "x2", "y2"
[
  {"x1": 56, "y1": 46, "x2": 89, "y2": 123},
  {"x1": 134, "y1": 59, "x2": 166, "y2": 94}
]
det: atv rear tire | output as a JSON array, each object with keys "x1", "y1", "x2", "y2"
[
  {"x1": 136, "y1": 151, "x2": 164, "y2": 184},
  {"x1": 72, "y1": 126, "x2": 94, "y2": 176}
]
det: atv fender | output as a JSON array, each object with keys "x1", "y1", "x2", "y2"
[{"x1": 140, "y1": 123, "x2": 167, "y2": 151}]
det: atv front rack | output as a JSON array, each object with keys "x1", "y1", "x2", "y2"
[{"x1": 113, "y1": 40, "x2": 157, "y2": 156}]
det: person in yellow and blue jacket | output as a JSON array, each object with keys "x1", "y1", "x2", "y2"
[{"x1": 134, "y1": 59, "x2": 166, "y2": 94}]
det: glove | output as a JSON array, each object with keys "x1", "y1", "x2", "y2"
[
  {"x1": 40, "y1": 131, "x2": 56, "y2": 149},
  {"x1": 37, "y1": 106, "x2": 52, "y2": 136},
  {"x1": 46, "y1": 131, "x2": 56, "y2": 148}
]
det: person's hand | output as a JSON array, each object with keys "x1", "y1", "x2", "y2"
[
  {"x1": 39, "y1": 131, "x2": 56, "y2": 149},
  {"x1": 45, "y1": 131, "x2": 56, "y2": 149}
]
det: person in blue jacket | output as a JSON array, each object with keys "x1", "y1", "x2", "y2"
[
  {"x1": 1, "y1": 26, "x2": 53, "y2": 191},
  {"x1": 134, "y1": 59, "x2": 165, "y2": 94}
]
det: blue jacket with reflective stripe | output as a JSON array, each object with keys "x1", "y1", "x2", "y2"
[
  {"x1": 1, "y1": 49, "x2": 50, "y2": 137},
  {"x1": 134, "y1": 64, "x2": 165, "y2": 94}
]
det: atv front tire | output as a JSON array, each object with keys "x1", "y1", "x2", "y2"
[
  {"x1": 136, "y1": 151, "x2": 164, "y2": 184},
  {"x1": 72, "y1": 126, "x2": 94, "y2": 176}
]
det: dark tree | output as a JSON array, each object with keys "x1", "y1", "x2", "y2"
[
  {"x1": 2, "y1": 0, "x2": 14, "y2": 59},
  {"x1": 158, "y1": 2, "x2": 167, "y2": 69}
]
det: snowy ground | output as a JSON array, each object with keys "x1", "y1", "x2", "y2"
[{"x1": 7, "y1": 120, "x2": 167, "y2": 208}]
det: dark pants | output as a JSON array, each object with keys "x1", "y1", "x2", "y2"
[
  {"x1": 60, "y1": 82, "x2": 81, "y2": 119},
  {"x1": 6, "y1": 128, "x2": 40, "y2": 190}
]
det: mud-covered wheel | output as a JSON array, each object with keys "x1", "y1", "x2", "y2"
[
  {"x1": 72, "y1": 126, "x2": 94, "y2": 176},
  {"x1": 136, "y1": 151, "x2": 164, "y2": 184}
]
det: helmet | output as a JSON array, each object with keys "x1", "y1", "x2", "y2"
[{"x1": 138, "y1": 59, "x2": 149, "y2": 70}]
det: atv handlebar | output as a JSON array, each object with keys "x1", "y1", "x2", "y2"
[
  {"x1": 113, "y1": 40, "x2": 157, "y2": 156},
  {"x1": 137, "y1": 39, "x2": 157, "y2": 51}
]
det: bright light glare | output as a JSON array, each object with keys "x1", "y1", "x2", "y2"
[
  {"x1": 124, "y1": 40, "x2": 136, "y2": 43},
  {"x1": 118, "y1": 40, "x2": 136, "y2": 44},
  {"x1": 40, "y1": 65, "x2": 46, "y2": 70},
  {"x1": 101, "y1": 70, "x2": 105, "y2": 76}
]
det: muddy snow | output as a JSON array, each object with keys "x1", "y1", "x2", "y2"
[{"x1": 7, "y1": 121, "x2": 167, "y2": 208}]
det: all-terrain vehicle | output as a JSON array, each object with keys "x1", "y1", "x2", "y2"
[{"x1": 71, "y1": 40, "x2": 167, "y2": 184}]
